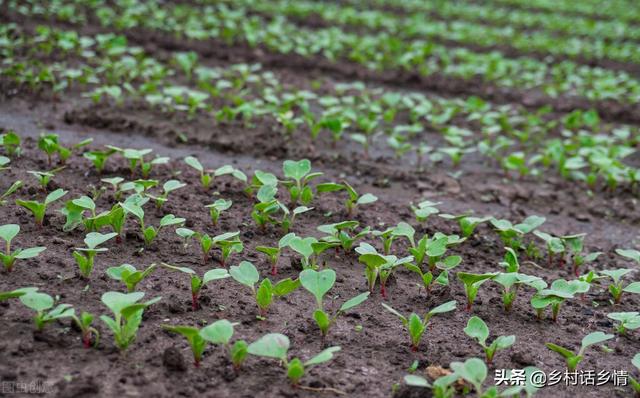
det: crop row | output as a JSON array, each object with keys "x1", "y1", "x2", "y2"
[
  {"x1": 6, "y1": 0, "x2": 640, "y2": 104},
  {"x1": 2, "y1": 133, "x2": 640, "y2": 395},
  {"x1": 2, "y1": 24, "x2": 639, "y2": 194}
]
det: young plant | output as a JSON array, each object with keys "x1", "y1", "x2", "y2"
[
  {"x1": 0, "y1": 180, "x2": 22, "y2": 206},
  {"x1": 38, "y1": 134, "x2": 91, "y2": 165},
  {"x1": 411, "y1": 200, "x2": 441, "y2": 223},
  {"x1": 205, "y1": 199, "x2": 232, "y2": 226},
  {"x1": 106, "y1": 263, "x2": 157, "y2": 292},
  {"x1": 19, "y1": 291, "x2": 74, "y2": 331},
  {"x1": 212, "y1": 231, "x2": 243, "y2": 267},
  {"x1": 281, "y1": 159, "x2": 322, "y2": 206},
  {"x1": 184, "y1": 156, "x2": 246, "y2": 189},
  {"x1": 112, "y1": 147, "x2": 169, "y2": 178},
  {"x1": 456, "y1": 272, "x2": 498, "y2": 312},
  {"x1": 161, "y1": 263, "x2": 229, "y2": 310},
  {"x1": 0, "y1": 224, "x2": 46, "y2": 272},
  {"x1": 299, "y1": 268, "x2": 370, "y2": 338},
  {"x1": 318, "y1": 221, "x2": 370, "y2": 252},
  {"x1": 28, "y1": 169, "x2": 63, "y2": 191},
  {"x1": 316, "y1": 181, "x2": 377, "y2": 215},
  {"x1": 631, "y1": 353, "x2": 640, "y2": 397},
  {"x1": 490, "y1": 216, "x2": 546, "y2": 251},
  {"x1": 439, "y1": 213, "x2": 491, "y2": 238},
  {"x1": 16, "y1": 188, "x2": 67, "y2": 226},
  {"x1": 147, "y1": 180, "x2": 186, "y2": 209},
  {"x1": 601, "y1": 268, "x2": 640, "y2": 304},
  {"x1": 71, "y1": 311, "x2": 100, "y2": 348},
  {"x1": 229, "y1": 261, "x2": 300, "y2": 318},
  {"x1": 73, "y1": 232, "x2": 118, "y2": 278},
  {"x1": 100, "y1": 291, "x2": 161, "y2": 351},
  {"x1": 84, "y1": 148, "x2": 117, "y2": 173},
  {"x1": 533, "y1": 231, "x2": 566, "y2": 267},
  {"x1": 247, "y1": 333, "x2": 340, "y2": 386},
  {"x1": 403, "y1": 373, "x2": 459, "y2": 398},
  {"x1": 122, "y1": 198, "x2": 185, "y2": 246},
  {"x1": 545, "y1": 331, "x2": 614, "y2": 371},
  {"x1": 607, "y1": 312, "x2": 640, "y2": 335},
  {"x1": 562, "y1": 233, "x2": 601, "y2": 275},
  {"x1": 617, "y1": 249, "x2": 640, "y2": 265},
  {"x1": 0, "y1": 131, "x2": 21, "y2": 157},
  {"x1": 256, "y1": 233, "x2": 296, "y2": 275},
  {"x1": 0, "y1": 286, "x2": 38, "y2": 302},
  {"x1": 492, "y1": 272, "x2": 546, "y2": 312},
  {"x1": 531, "y1": 279, "x2": 589, "y2": 321},
  {"x1": 356, "y1": 243, "x2": 413, "y2": 298},
  {"x1": 464, "y1": 316, "x2": 515, "y2": 365},
  {"x1": 382, "y1": 300, "x2": 457, "y2": 351}
]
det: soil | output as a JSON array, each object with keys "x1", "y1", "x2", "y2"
[{"x1": 1, "y1": 4, "x2": 640, "y2": 398}]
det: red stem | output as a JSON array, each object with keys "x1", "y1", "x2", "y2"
[
  {"x1": 191, "y1": 293, "x2": 199, "y2": 311},
  {"x1": 271, "y1": 263, "x2": 277, "y2": 276}
]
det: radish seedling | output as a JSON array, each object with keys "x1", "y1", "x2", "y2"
[
  {"x1": 457, "y1": 272, "x2": 498, "y2": 312},
  {"x1": 356, "y1": 242, "x2": 413, "y2": 298},
  {"x1": 73, "y1": 232, "x2": 117, "y2": 278},
  {"x1": 162, "y1": 319, "x2": 238, "y2": 368},
  {"x1": 100, "y1": 291, "x2": 161, "y2": 351},
  {"x1": 161, "y1": 263, "x2": 229, "y2": 310},
  {"x1": 282, "y1": 159, "x2": 322, "y2": 206},
  {"x1": 38, "y1": 134, "x2": 91, "y2": 165},
  {"x1": 617, "y1": 249, "x2": 640, "y2": 265},
  {"x1": 607, "y1": 312, "x2": 640, "y2": 335},
  {"x1": 490, "y1": 216, "x2": 545, "y2": 250},
  {"x1": 287, "y1": 235, "x2": 337, "y2": 269},
  {"x1": 247, "y1": 333, "x2": 340, "y2": 386},
  {"x1": 318, "y1": 221, "x2": 370, "y2": 252},
  {"x1": 492, "y1": 272, "x2": 545, "y2": 312},
  {"x1": 0, "y1": 180, "x2": 22, "y2": 206},
  {"x1": 449, "y1": 357, "x2": 491, "y2": 397},
  {"x1": 244, "y1": 170, "x2": 278, "y2": 199},
  {"x1": 0, "y1": 224, "x2": 46, "y2": 272},
  {"x1": 122, "y1": 198, "x2": 185, "y2": 246},
  {"x1": 439, "y1": 214, "x2": 491, "y2": 238},
  {"x1": 299, "y1": 268, "x2": 369, "y2": 337},
  {"x1": 256, "y1": 233, "x2": 296, "y2": 275},
  {"x1": 230, "y1": 260, "x2": 300, "y2": 317},
  {"x1": 111, "y1": 147, "x2": 169, "y2": 178},
  {"x1": 382, "y1": 300, "x2": 457, "y2": 351},
  {"x1": 403, "y1": 373, "x2": 458, "y2": 398},
  {"x1": 0, "y1": 131, "x2": 21, "y2": 157},
  {"x1": 84, "y1": 148, "x2": 117, "y2": 174},
  {"x1": 16, "y1": 188, "x2": 67, "y2": 226},
  {"x1": 147, "y1": 180, "x2": 186, "y2": 209},
  {"x1": 411, "y1": 200, "x2": 440, "y2": 223},
  {"x1": 279, "y1": 205, "x2": 313, "y2": 234},
  {"x1": 533, "y1": 231, "x2": 565, "y2": 266},
  {"x1": 205, "y1": 199, "x2": 232, "y2": 226},
  {"x1": 19, "y1": 291, "x2": 74, "y2": 331},
  {"x1": 546, "y1": 331, "x2": 614, "y2": 371},
  {"x1": 106, "y1": 263, "x2": 157, "y2": 292},
  {"x1": 530, "y1": 279, "x2": 589, "y2": 321},
  {"x1": 72, "y1": 311, "x2": 99, "y2": 348},
  {"x1": 464, "y1": 316, "x2": 515, "y2": 365},
  {"x1": 561, "y1": 233, "x2": 601, "y2": 275},
  {"x1": 28, "y1": 169, "x2": 63, "y2": 191},
  {"x1": 211, "y1": 231, "x2": 242, "y2": 267},
  {"x1": 601, "y1": 268, "x2": 640, "y2": 304},
  {"x1": 316, "y1": 181, "x2": 377, "y2": 215},
  {"x1": 404, "y1": 255, "x2": 461, "y2": 295},
  {"x1": 184, "y1": 156, "x2": 246, "y2": 189}
]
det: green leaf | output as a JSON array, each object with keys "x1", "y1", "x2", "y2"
[
  {"x1": 247, "y1": 333, "x2": 290, "y2": 360},
  {"x1": 339, "y1": 292, "x2": 370, "y2": 312},
  {"x1": 229, "y1": 261, "x2": 260, "y2": 288},
  {"x1": 72, "y1": 196, "x2": 95, "y2": 211},
  {"x1": 0, "y1": 224, "x2": 20, "y2": 242},
  {"x1": 159, "y1": 214, "x2": 185, "y2": 228},
  {"x1": 273, "y1": 278, "x2": 300, "y2": 296},
  {"x1": 546, "y1": 343, "x2": 575, "y2": 359},
  {"x1": 20, "y1": 292, "x2": 53, "y2": 311},
  {"x1": 450, "y1": 357, "x2": 487, "y2": 388},
  {"x1": 184, "y1": 156, "x2": 204, "y2": 172},
  {"x1": 464, "y1": 316, "x2": 489, "y2": 346},
  {"x1": 200, "y1": 319, "x2": 234, "y2": 345},
  {"x1": 84, "y1": 232, "x2": 117, "y2": 249},
  {"x1": 14, "y1": 246, "x2": 46, "y2": 259},
  {"x1": 624, "y1": 282, "x2": 640, "y2": 294},
  {"x1": 581, "y1": 331, "x2": 614, "y2": 351},
  {"x1": 101, "y1": 291, "x2": 145, "y2": 314},
  {"x1": 304, "y1": 346, "x2": 341, "y2": 366},
  {"x1": 428, "y1": 300, "x2": 457, "y2": 315},
  {"x1": 357, "y1": 193, "x2": 378, "y2": 205},
  {"x1": 256, "y1": 278, "x2": 273, "y2": 310},
  {"x1": 203, "y1": 269, "x2": 230, "y2": 284},
  {"x1": 45, "y1": 188, "x2": 67, "y2": 205},
  {"x1": 404, "y1": 375, "x2": 431, "y2": 388},
  {"x1": 300, "y1": 269, "x2": 336, "y2": 307},
  {"x1": 616, "y1": 249, "x2": 640, "y2": 263},
  {"x1": 283, "y1": 159, "x2": 311, "y2": 181}
]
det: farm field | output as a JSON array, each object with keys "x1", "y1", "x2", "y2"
[{"x1": 1, "y1": 1, "x2": 640, "y2": 397}]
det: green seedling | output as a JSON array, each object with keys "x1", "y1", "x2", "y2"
[
  {"x1": 279, "y1": 204, "x2": 313, "y2": 234},
  {"x1": 101, "y1": 177, "x2": 124, "y2": 199},
  {"x1": 16, "y1": 188, "x2": 67, "y2": 226},
  {"x1": 106, "y1": 263, "x2": 157, "y2": 292},
  {"x1": 600, "y1": 268, "x2": 640, "y2": 304},
  {"x1": 404, "y1": 255, "x2": 461, "y2": 295},
  {"x1": 100, "y1": 291, "x2": 161, "y2": 351},
  {"x1": 0, "y1": 224, "x2": 46, "y2": 272},
  {"x1": 205, "y1": 199, "x2": 232, "y2": 226},
  {"x1": 184, "y1": 156, "x2": 246, "y2": 189},
  {"x1": 176, "y1": 227, "x2": 196, "y2": 250},
  {"x1": 411, "y1": 200, "x2": 441, "y2": 223},
  {"x1": 607, "y1": 312, "x2": 640, "y2": 335},
  {"x1": 490, "y1": 216, "x2": 546, "y2": 250},
  {"x1": 316, "y1": 181, "x2": 377, "y2": 215},
  {"x1": 533, "y1": 231, "x2": 565, "y2": 267},
  {"x1": 38, "y1": 133, "x2": 91, "y2": 165},
  {"x1": 0, "y1": 131, "x2": 21, "y2": 157},
  {"x1": 403, "y1": 373, "x2": 459, "y2": 398},
  {"x1": 562, "y1": 233, "x2": 601, "y2": 275},
  {"x1": 356, "y1": 242, "x2": 413, "y2": 298},
  {"x1": 61, "y1": 195, "x2": 113, "y2": 232},
  {"x1": 230, "y1": 261, "x2": 299, "y2": 318},
  {"x1": 0, "y1": 287, "x2": 38, "y2": 302},
  {"x1": 0, "y1": 156, "x2": 9, "y2": 171},
  {"x1": 211, "y1": 231, "x2": 243, "y2": 267},
  {"x1": 546, "y1": 331, "x2": 614, "y2": 371},
  {"x1": 318, "y1": 221, "x2": 370, "y2": 252},
  {"x1": 147, "y1": 180, "x2": 186, "y2": 209},
  {"x1": 457, "y1": 272, "x2": 498, "y2": 312},
  {"x1": 27, "y1": 168, "x2": 64, "y2": 191},
  {"x1": 281, "y1": 159, "x2": 322, "y2": 206},
  {"x1": 84, "y1": 148, "x2": 117, "y2": 173},
  {"x1": 256, "y1": 233, "x2": 296, "y2": 275},
  {"x1": 531, "y1": 279, "x2": 589, "y2": 321},
  {"x1": 19, "y1": 291, "x2": 74, "y2": 331},
  {"x1": 72, "y1": 311, "x2": 99, "y2": 348},
  {"x1": 449, "y1": 357, "x2": 496, "y2": 397},
  {"x1": 286, "y1": 235, "x2": 337, "y2": 270},
  {"x1": 300, "y1": 268, "x2": 369, "y2": 337},
  {"x1": 617, "y1": 249, "x2": 640, "y2": 265},
  {"x1": 247, "y1": 333, "x2": 340, "y2": 386},
  {"x1": 439, "y1": 214, "x2": 491, "y2": 238},
  {"x1": 631, "y1": 353, "x2": 640, "y2": 397},
  {"x1": 382, "y1": 300, "x2": 456, "y2": 351},
  {"x1": 161, "y1": 263, "x2": 229, "y2": 310},
  {"x1": 464, "y1": 316, "x2": 515, "y2": 365},
  {"x1": 244, "y1": 170, "x2": 278, "y2": 199},
  {"x1": 492, "y1": 272, "x2": 546, "y2": 312},
  {"x1": 122, "y1": 199, "x2": 185, "y2": 246},
  {"x1": 110, "y1": 146, "x2": 169, "y2": 178},
  {"x1": 72, "y1": 232, "x2": 117, "y2": 278},
  {"x1": 0, "y1": 180, "x2": 22, "y2": 206},
  {"x1": 251, "y1": 198, "x2": 282, "y2": 232}
]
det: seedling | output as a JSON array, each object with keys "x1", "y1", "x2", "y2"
[
  {"x1": 464, "y1": 316, "x2": 515, "y2": 365},
  {"x1": 0, "y1": 287, "x2": 38, "y2": 302},
  {"x1": 449, "y1": 358, "x2": 491, "y2": 397},
  {"x1": 0, "y1": 131, "x2": 21, "y2": 157},
  {"x1": 100, "y1": 291, "x2": 161, "y2": 351},
  {"x1": 299, "y1": 268, "x2": 369, "y2": 337},
  {"x1": 316, "y1": 181, "x2": 377, "y2": 215},
  {"x1": 531, "y1": 279, "x2": 589, "y2": 321},
  {"x1": 457, "y1": 272, "x2": 498, "y2": 312},
  {"x1": 16, "y1": 188, "x2": 67, "y2": 226},
  {"x1": 161, "y1": 263, "x2": 229, "y2": 310},
  {"x1": 600, "y1": 268, "x2": 640, "y2": 304},
  {"x1": 490, "y1": 216, "x2": 546, "y2": 250},
  {"x1": 256, "y1": 233, "x2": 296, "y2": 275},
  {"x1": 382, "y1": 300, "x2": 456, "y2": 351},
  {"x1": 492, "y1": 272, "x2": 546, "y2": 312},
  {"x1": 533, "y1": 231, "x2": 565, "y2": 266},
  {"x1": 205, "y1": 199, "x2": 232, "y2": 225},
  {"x1": 617, "y1": 249, "x2": 640, "y2": 265},
  {"x1": 247, "y1": 333, "x2": 340, "y2": 385},
  {"x1": 19, "y1": 291, "x2": 74, "y2": 331},
  {"x1": 38, "y1": 133, "x2": 91, "y2": 165},
  {"x1": 72, "y1": 232, "x2": 117, "y2": 278},
  {"x1": 405, "y1": 255, "x2": 461, "y2": 295},
  {"x1": 281, "y1": 159, "x2": 322, "y2": 206},
  {"x1": 0, "y1": 180, "x2": 22, "y2": 206},
  {"x1": 318, "y1": 221, "x2": 370, "y2": 252},
  {"x1": 110, "y1": 146, "x2": 169, "y2": 178},
  {"x1": 0, "y1": 224, "x2": 46, "y2": 272},
  {"x1": 184, "y1": 156, "x2": 246, "y2": 189},
  {"x1": 546, "y1": 331, "x2": 614, "y2": 371},
  {"x1": 631, "y1": 353, "x2": 640, "y2": 397},
  {"x1": 122, "y1": 199, "x2": 185, "y2": 246},
  {"x1": 106, "y1": 263, "x2": 157, "y2": 292},
  {"x1": 147, "y1": 180, "x2": 186, "y2": 209},
  {"x1": 439, "y1": 214, "x2": 491, "y2": 238},
  {"x1": 72, "y1": 312, "x2": 99, "y2": 348},
  {"x1": 356, "y1": 243, "x2": 413, "y2": 298},
  {"x1": 403, "y1": 373, "x2": 459, "y2": 398},
  {"x1": 229, "y1": 261, "x2": 300, "y2": 317},
  {"x1": 562, "y1": 233, "x2": 601, "y2": 275},
  {"x1": 411, "y1": 200, "x2": 440, "y2": 223},
  {"x1": 607, "y1": 312, "x2": 640, "y2": 335},
  {"x1": 211, "y1": 231, "x2": 243, "y2": 267},
  {"x1": 84, "y1": 148, "x2": 117, "y2": 173},
  {"x1": 244, "y1": 170, "x2": 278, "y2": 199},
  {"x1": 28, "y1": 168, "x2": 64, "y2": 191}
]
